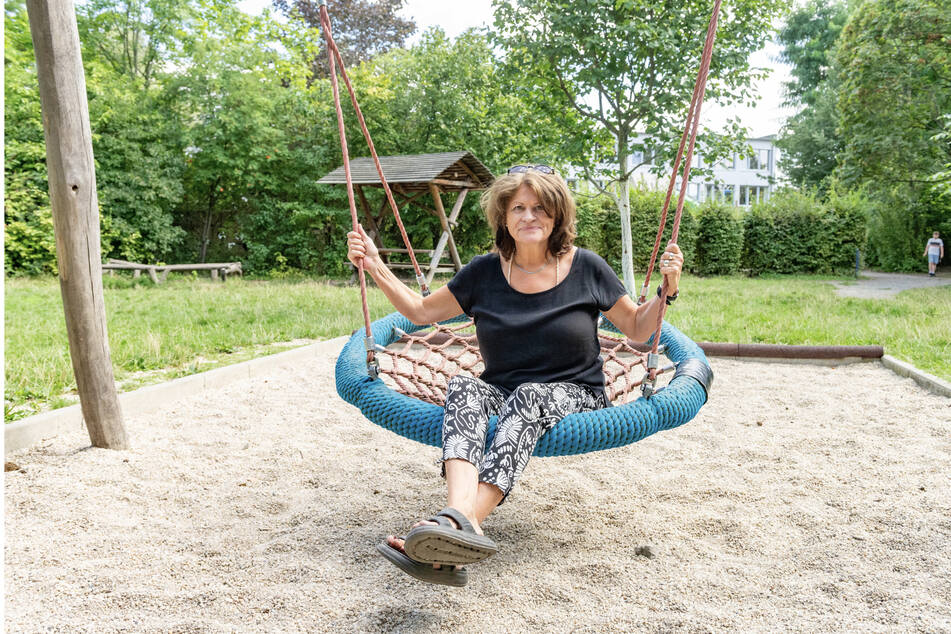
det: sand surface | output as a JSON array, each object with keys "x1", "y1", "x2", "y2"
[{"x1": 5, "y1": 347, "x2": 951, "y2": 633}]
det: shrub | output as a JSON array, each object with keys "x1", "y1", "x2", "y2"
[
  {"x1": 574, "y1": 193, "x2": 616, "y2": 263},
  {"x1": 865, "y1": 185, "x2": 950, "y2": 271},
  {"x1": 695, "y1": 201, "x2": 742, "y2": 275},
  {"x1": 743, "y1": 187, "x2": 868, "y2": 275},
  {"x1": 824, "y1": 184, "x2": 870, "y2": 271}
]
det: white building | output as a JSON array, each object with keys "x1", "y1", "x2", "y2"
[{"x1": 571, "y1": 135, "x2": 785, "y2": 207}]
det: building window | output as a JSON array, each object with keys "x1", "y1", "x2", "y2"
[
  {"x1": 717, "y1": 154, "x2": 736, "y2": 170},
  {"x1": 723, "y1": 184, "x2": 735, "y2": 204},
  {"x1": 739, "y1": 185, "x2": 770, "y2": 206},
  {"x1": 704, "y1": 184, "x2": 736, "y2": 204},
  {"x1": 748, "y1": 149, "x2": 771, "y2": 171}
]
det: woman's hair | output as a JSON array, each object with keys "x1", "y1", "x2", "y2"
[{"x1": 480, "y1": 170, "x2": 577, "y2": 259}]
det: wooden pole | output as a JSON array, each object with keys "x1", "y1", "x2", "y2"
[
  {"x1": 26, "y1": 0, "x2": 128, "y2": 449},
  {"x1": 354, "y1": 185, "x2": 385, "y2": 250},
  {"x1": 427, "y1": 189, "x2": 468, "y2": 283},
  {"x1": 428, "y1": 183, "x2": 463, "y2": 271}
]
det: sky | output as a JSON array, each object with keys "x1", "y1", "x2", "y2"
[{"x1": 239, "y1": 0, "x2": 793, "y2": 137}]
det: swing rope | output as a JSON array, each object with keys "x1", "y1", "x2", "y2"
[
  {"x1": 317, "y1": 0, "x2": 431, "y2": 375},
  {"x1": 640, "y1": 0, "x2": 723, "y2": 391}
]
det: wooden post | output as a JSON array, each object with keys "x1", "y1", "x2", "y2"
[
  {"x1": 26, "y1": 0, "x2": 128, "y2": 449},
  {"x1": 427, "y1": 189, "x2": 468, "y2": 283},
  {"x1": 428, "y1": 183, "x2": 463, "y2": 271},
  {"x1": 354, "y1": 185, "x2": 385, "y2": 250}
]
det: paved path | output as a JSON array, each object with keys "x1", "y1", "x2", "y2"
[{"x1": 830, "y1": 269, "x2": 951, "y2": 299}]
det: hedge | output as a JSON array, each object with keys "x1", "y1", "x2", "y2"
[
  {"x1": 575, "y1": 188, "x2": 698, "y2": 279},
  {"x1": 742, "y1": 188, "x2": 868, "y2": 275},
  {"x1": 695, "y1": 201, "x2": 743, "y2": 275}
]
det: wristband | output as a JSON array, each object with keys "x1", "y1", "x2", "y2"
[{"x1": 656, "y1": 285, "x2": 678, "y2": 305}]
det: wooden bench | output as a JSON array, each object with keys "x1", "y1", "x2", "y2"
[{"x1": 102, "y1": 259, "x2": 243, "y2": 283}]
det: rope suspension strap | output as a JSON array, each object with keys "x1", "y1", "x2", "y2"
[
  {"x1": 317, "y1": 0, "x2": 380, "y2": 377},
  {"x1": 641, "y1": 0, "x2": 722, "y2": 398},
  {"x1": 317, "y1": 2, "x2": 430, "y2": 296}
]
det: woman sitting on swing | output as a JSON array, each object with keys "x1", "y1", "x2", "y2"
[{"x1": 346, "y1": 165, "x2": 684, "y2": 586}]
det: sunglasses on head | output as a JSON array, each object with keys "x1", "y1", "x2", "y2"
[{"x1": 507, "y1": 164, "x2": 556, "y2": 175}]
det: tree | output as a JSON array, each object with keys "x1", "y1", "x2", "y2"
[
  {"x1": 932, "y1": 114, "x2": 951, "y2": 198},
  {"x1": 776, "y1": 82, "x2": 842, "y2": 190},
  {"x1": 4, "y1": 0, "x2": 57, "y2": 274},
  {"x1": 5, "y1": 0, "x2": 188, "y2": 273},
  {"x1": 272, "y1": 0, "x2": 415, "y2": 77},
  {"x1": 76, "y1": 0, "x2": 193, "y2": 89},
  {"x1": 774, "y1": 0, "x2": 851, "y2": 189},
  {"x1": 835, "y1": 0, "x2": 951, "y2": 269},
  {"x1": 167, "y1": 4, "x2": 293, "y2": 263},
  {"x1": 836, "y1": 0, "x2": 950, "y2": 189},
  {"x1": 88, "y1": 72, "x2": 187, "y2": 261},
  {"x1": 304, "y1": 27, "x2": 564, "y2": 264},
  {"x1": 491, "y1": 0, "x2": 785, "y2": 291},
  {"x1": 776, "y1": 0, "x2": 850, "y2": 106},
  {"x1": 76, "y1": 0, "x2": 192, "y2": 261}
]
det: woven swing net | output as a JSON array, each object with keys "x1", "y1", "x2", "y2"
[{"x1": 375, "y1": 321, "x2": 673, "y2": 407}]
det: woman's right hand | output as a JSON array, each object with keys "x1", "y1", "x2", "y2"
[{"x1": 347, "y1": 224, "x2": 381, "y2": 270}]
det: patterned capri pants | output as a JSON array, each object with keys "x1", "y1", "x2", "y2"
[{"x1": 441, "y1": 375, "x2": 608, "y2": 498}]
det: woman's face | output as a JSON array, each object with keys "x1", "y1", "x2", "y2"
[{"x1": 506, "y1": 184, "x2": 554, "y2": 250}]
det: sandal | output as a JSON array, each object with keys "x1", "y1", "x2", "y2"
[
  {"x1": 376, "y1": 539, "x2": 468, "y2": 587},
  {"x1": 403, "y1": 507, "x2": 498, "y2": 566}
]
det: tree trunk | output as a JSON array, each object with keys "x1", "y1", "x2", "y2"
[
  {"x1": 615, "y1": 133, "x2": 635, "y2": 293},
  {"x1": 199, "y1": 210, "x2": 211, "y2": 263},
  {"x1": 26, "y1": 0, "x2": 128, "y2": 449},
  {"x1": 199, "y1": 188, "x2": 216, "y2": 263}
]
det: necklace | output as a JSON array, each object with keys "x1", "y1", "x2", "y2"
[
  {"x1": 507, "y1": 254, "x2": 561, "y2": 284},
  {"x1": 512, "y1": 256, "x2": 552, "y2": 274}
]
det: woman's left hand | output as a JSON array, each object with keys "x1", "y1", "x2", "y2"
[{"x1": 659, "y1": 243, "x2": 683, "y2": 295}]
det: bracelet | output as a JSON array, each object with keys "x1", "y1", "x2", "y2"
[{"x1": 656, "y1": 285, "x2": 679, "y2": 305}]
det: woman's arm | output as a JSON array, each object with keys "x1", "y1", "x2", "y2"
[
  {"x1": 603, "y1": 243, "x2": 683, "y2": 342},
  {"x1": 347, "y1": 225, "x2": 463, "y2": 325}
]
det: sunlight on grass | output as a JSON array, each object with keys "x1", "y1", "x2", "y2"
[{"x1": 5, "y1": 274, "x2": 950, "y2": 421}]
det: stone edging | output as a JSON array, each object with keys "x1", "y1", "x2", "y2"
[
  {"x1": 880, "y1": 355, "x2": 951, "y2": 399},
  {"x1": 4, "y1": 336, "x2": 349, "y2": 455}
]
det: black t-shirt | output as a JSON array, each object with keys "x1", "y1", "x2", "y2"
[{"x1": 447, "y1": 248, "x2": 628, "y2": 397}]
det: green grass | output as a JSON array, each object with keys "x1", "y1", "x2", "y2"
[
  {"x1": 5, "y1": 273, "x2": 950, "y2": 421},
  {"x1": 671, "y1": 276, "x2": 951, "y2": 380},
  {"x1": 4, "y1": 275, "x2": 395, "y2": 421}
]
